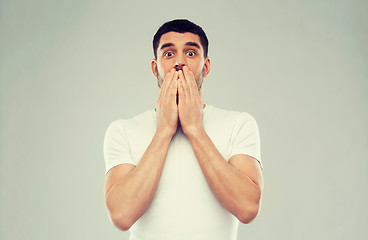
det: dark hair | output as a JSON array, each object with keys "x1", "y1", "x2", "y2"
[{"x1": 153, "y1": 19, "x2": 209, "y2": 59}]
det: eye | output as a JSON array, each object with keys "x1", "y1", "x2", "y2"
[
  {"x1": 164, "y1": 52, "x2": 174, "y2": 58},
  {"x1": 186, "y1": 51, "x2": 195, "y2": 57}
]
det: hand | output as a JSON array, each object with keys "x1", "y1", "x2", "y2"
[
  {"x1": 177, "y1": 66, "x2": 204, "y2": 136},
  {"x1": 156, "y1": 68, "x2": 179, "y2": 137}
]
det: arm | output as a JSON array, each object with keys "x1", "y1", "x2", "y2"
[
  {"x1": 177, "y1": 66, "x2": 263, "y2": 223},
  {"x1": 186, "y1": 129, "x2": 263, "y2": 224},
  {"x1": 104, "y1": 69, "x2": 179, "y2": 231}
]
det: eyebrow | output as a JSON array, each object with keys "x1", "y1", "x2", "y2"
[
  {"x1": 160, "y1": 43, "x2": 174, "y2": 50},
  {"x1": 160, "y1": 42, "x2": 201, "y2": 50},
  {"x1": 185, "y1": 42, "x2": 201, "y2": 49}
]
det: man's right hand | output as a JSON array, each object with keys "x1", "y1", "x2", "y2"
[
  {"x1": 105, "y1": 70, "x2": 179, "y2": 230},
  {"x1": 156, "y1": 68, "x2": 179, "y2": 137}
]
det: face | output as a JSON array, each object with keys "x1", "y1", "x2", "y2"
[{"x1": 151, "y1": 32, "x2": 211, "y2": 90}]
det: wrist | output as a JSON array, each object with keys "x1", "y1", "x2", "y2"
[
  {"x1": 183, "y1": 125, "x2": 206, "y2": 140},
  {"x1": 156, "y1": 126, "x2": 177, "y2": 139}
]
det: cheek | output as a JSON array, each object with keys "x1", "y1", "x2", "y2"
[
  {"x1": 156, "y1": 66, "x2": 165, "y2": 78},
  {"x1": 157, "y1": 63, "x2": 171, "y2": 76},
  {"x1": 188, "y1": 59, "x2": 204, "y2": 70},
  {"x1": 189, "y1": 62, "x2": 204, "y2": 75}
]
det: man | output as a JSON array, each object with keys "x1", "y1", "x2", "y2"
[{"x1": 103, "y1": 19, "x2": 263, "y2": 240}]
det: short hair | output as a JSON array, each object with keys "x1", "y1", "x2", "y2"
[{"x1": 153, "y1": 19, "x2": 209, "y2": 59}]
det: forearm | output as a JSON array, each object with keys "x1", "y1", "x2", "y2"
[
  {"x1": 105, "y1": 130, "x2": 173, "y2": 229},
  {"x1": 186, "y1": 129, "x2": 262, "y2": 223}
]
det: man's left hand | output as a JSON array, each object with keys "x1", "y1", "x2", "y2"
[{"x1": 177, "y1": 66, "x2": 204, "y2": 136}]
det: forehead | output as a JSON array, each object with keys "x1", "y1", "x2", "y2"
[{"x1": 158, "y1": 32, "x2": 202, "y2": 49}]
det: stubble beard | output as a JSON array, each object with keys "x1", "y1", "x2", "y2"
[{"x1": 156, "y1": 67, "x2": 205, "y2": 92}]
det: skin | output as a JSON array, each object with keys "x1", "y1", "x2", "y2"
[
  {"x1": 104, "y1": 32, "x2": 264, "y2": 231},
  {"x1": 152, "y1": 32, "x2": 210, "y2": 92}
]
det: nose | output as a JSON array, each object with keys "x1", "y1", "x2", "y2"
[
  {"x1": 174, "y1": 64, "x2": 185, "y2": 71},
  {"x1": 174, "y1": 53, "x2": 186, "y2": 71}
]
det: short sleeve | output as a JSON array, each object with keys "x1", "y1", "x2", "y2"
[
  {"x1": 103, "y1": 121, "x2": 135, "y2": 175},
  {"x1": 230, "y1": 113, "x2": 262, "y2": 169}
]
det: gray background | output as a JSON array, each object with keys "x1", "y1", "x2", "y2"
[{"x1": 1, "y1": 0, "x2": 367, "y2": 239}]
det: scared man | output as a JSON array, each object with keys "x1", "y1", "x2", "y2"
[{"x1": 103, "y1": 19, "x2": 263, "y2": 240}]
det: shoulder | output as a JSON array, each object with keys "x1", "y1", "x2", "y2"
[
  {"x1": 104, "y1": 109, "x2": 156, "y2": 141},
  {"x1": 108, "y1": 109, "x2": 156, "y2": 130},
  {"x1": 205, "y1": 105, "x2": 257, "y2": 125}
]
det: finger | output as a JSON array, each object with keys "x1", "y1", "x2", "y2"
[
  {"x1": 167, "y1": 71, "x2": 179, "y2": 103},
  {"x1": 178, "y1": 75, "x2": 185, "y2": 105},
  {"x1": 158, "y1": 69, "x2": 174, "y2": 102},
  {"x1": 178, "y1": 70, "x2": 188, "y2": 100},
  {"x1": 162, "y1": 69, "x2": 174, "y2": 91},
  {"x1": 184, "y1": 66, "x2": 202, "y2": 102},
  {"x1": 182, "y1": 66, "x2": 196, "y2": 97},
  {"x1": 161, "y1": 68, "x2": 176, "y2": 101}
]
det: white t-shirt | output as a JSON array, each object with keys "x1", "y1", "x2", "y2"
[{"x1": 104, "y1": 105, "x2": 262, "y2": 240}]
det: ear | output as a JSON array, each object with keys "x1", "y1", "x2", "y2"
[
  {"x1": 203, "y1": 57, "x2": 211, "y2": 77},
  {"x1": 151, "y1": 59, "x2": 158, "y2": 78}
]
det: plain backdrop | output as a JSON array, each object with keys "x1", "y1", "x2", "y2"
[{"x1": 1, "y1": 0, "x2": 367, "y2": 239}]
